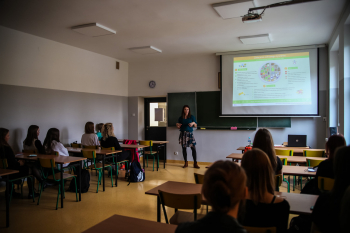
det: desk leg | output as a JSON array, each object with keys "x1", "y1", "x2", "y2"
[
  {"x1": 143, "y1": 148, "x2": 145, "y2": 169},
  {"x1": 163, "y1": 145, "x2": 165, "y2": 169},
  {"x1": 115, "y1": 153, "x2": 118, "y2": 187},
  {"x1": 79, "y1": 161, "x2": 82, "y2": 201},
  {"x1": 5, "y1": 175, "x2": 9, "y2": 228},
  {"x1": 103, "y1": 155, "x2": 105, "y2": 192},
  {"x1": 61, "y1": 164, "x2": 64, "y2": 208},
  {"x1": 157, "y1": 196, "x2": 161, "y2": 222}
]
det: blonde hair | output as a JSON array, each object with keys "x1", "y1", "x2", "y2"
[
  {"x1": 241, "y1": 148, "x2": 275, "y2": 205},
  {"x1": 101, "y1": 123, "x2": 115, "y2": 140}
]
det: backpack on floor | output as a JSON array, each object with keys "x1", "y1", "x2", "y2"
[
  {"x1": 69, "y1": 169, "x2": 90, "y2": 193},
  {"x1": 127, "y1": 161, "x2": 145, "y2": 185}
]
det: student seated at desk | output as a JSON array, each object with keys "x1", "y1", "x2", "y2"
[
  {"x1": 96, "y1": 123, "x2": 103, "y2": 142},
  {"x1": 176, "y1": 160, "x2": 247, "y2": 233},
  {"x1": 301, "y1": 134, "x2": 346, "y2": 194},
  {"x1": 312, "y1": 146, "x2": 350, "y2": 233},
  {"x1": 239, "y1": 149, "x2": 290, "y2": 233},
  {"x1": 23, "y1": 125, "x2": 45, "y2": 154},
  {"x1": 0, "y1": 128, "x2": 41, "y2": 198},
  {"x1": 81, "y1": 121, "x2": 100, "y2": 146},
  {"x1": 43, "y1": 128, "x2": 69, "y2": 167},
  {"x1": 100, "y1": 123, "x2": 131, "y2": 164},
  {"x1": 252, "y1": 128, "x2": 282, "y2": 174}
]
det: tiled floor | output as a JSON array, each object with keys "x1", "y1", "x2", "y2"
[{"x1": 0, "y1": 162, "x2": 302, "y2": 232}]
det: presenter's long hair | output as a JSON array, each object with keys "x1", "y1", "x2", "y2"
[
  {"x1": 181, "y1": 105, "x2": 191, "y2": 119},
  {"x1": 252, "y1": 128, "x2": 277, "y2": 172}
]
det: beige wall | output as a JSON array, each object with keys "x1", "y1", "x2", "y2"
[{"x1": 0, "y1": 26, "x2": 128, "y2": 96}]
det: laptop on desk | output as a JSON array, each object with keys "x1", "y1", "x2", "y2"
[{"x1": 287, "y1": 135, "x2": 307, "y2": 147}]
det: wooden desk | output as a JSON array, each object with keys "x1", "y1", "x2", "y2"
[
  {"x1": 82, "y1": 214, "x2": 177, "y2": 233},
  {"x1": 0, "y1": 169, "x2": 19, "y2": 228},
  {"x1": 118, "y1": 139, "x2": 170, "y2": 144},
  {"x1": 67, "y1": 147, "x2": 122, "y2": 189},
  {"x1": 236, "y1": 146, "x2": 316, "y2": 154},
  {"x1": 15, "y1": 153, "x2": 86, "y2": 208},
  {"x1": 145, "y1": 181, "x2": 318, "y2": 222},
  {"x1": 226, "y1": 153, "x2": 326, "y2": 164}
]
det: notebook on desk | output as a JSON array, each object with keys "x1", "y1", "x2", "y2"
[{"x1": 287, "y1": 135, "x2": 307, "y2": 147}]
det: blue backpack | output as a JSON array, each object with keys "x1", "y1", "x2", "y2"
[{"x1": 127, "y1": 161, "x2": 145, "y2": 185}]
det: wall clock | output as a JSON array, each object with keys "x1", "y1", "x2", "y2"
[{"x1": 149, "y1": 80, "x2": 156, "y2": 88}]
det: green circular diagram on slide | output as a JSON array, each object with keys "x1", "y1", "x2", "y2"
[{"x1": 260, "y1": 62, "x2": 281, "y2": 83}]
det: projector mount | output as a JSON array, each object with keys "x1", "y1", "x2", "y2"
[{"x1": 242, "y1": 0, "x2": 321, "y2": 23}]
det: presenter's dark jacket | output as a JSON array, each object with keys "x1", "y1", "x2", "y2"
[{"x1": 176, "y1": 211, "x2": 246, "y2": 233}]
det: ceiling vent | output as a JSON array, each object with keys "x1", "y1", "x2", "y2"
[{"x1": 72, "y1": 23, "x2": 116, "y2": 37}]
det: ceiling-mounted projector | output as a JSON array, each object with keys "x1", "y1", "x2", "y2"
[{"x1": 242, "y1": 13, "x2": 262, "y2": 23}]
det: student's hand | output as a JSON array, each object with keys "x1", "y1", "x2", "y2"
[{"x1": 176, "y1": 123, "x2": 182, "y2": 129}]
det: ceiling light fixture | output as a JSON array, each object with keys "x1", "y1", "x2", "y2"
[
  {"x1": 239, "y1": 34, "x2": 271, "y2": 44},
  {"x1": 129, "y1": 46, "x2": 162, "y2": 55},
  {"x1": 72, "y1": 23, "x2": 116, "y2": 37}
]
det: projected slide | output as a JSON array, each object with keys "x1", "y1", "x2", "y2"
[{"x1": 233, "y1": 52, "x2": 312, "y2": 106}]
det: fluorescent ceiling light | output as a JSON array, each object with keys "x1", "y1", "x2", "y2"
[
  {"x1": 72, "y1": 23, "x2": 116, "y2": 37},
  {"x1": 129, "y1": 46, "x2": 162, "y2": 55},
  {"x1": 212, "y1": 0, "x2": 255, "y2": 19},
  {"x1": 239, "y1": 34, "x2": 271, "y2": 44}
]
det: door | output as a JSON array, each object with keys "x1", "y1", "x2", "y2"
[{"x1": 145, "y1": 97, "x2": 167, "y2": 161}]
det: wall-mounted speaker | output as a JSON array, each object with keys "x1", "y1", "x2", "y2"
[{"x1": 116, "y1": 62, "x2": 120, "y2": 69}]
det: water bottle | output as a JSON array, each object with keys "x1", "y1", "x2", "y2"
[
  {"x1": 245, "y1": 137, "x2": 252, "y2": 153},
  {"x1": 248, "y1": 137, "x2": 251, "y2": 147}
]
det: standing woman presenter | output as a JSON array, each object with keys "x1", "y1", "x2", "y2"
[{"x1": 176, "y1": 105, "x2": 200, "y2": 169}]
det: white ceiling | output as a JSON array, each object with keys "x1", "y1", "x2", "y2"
[{"x1": 0, "y1": 0, "x2": 347, "y2": 63}]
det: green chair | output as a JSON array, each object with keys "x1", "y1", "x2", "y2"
[
  {"x1": 82, "y1": 150, "x2": 113, "y2": 193},
  {"x1": 275, "y1": 149, "x2": 293, "y2": 165},
  {"x1": 37, "y1": 158, "x2": 78, "y2": 210},
  {"x1": 102, "y1": 147, "x2": 129, "y2": 178},
  {"x1": 0, "y1": 159, "x2": 35, "y2": 203},
  {"x1": 158, "y1": 190, "x2": 204, "y2": 225},
  {"x1": 139, "y1": 140, "x2": 159, "y2": 171},
  {"x1": 52, "y1": 151, "x2": 75, "y2": 174},
  {"x1": 303, "y1": 150, "x2": 325, "y2": 157},
  {"x1": 306, "y1": 158, "x2": 324, "y2": 167},
  {"x1": 279, "y1": 158, "x2": 290, "y2": 193},
  {"x1": 82, "y1": 145, "x2": 99, "y2": 170},
  {"x1": 318, "y1": 176, "x2": 334, "y2": 192}
]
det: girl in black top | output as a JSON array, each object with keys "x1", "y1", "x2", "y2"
[
  {"x1": 23, "y1": 125, "x2": 45, "y2": 154},
  {"x1": 312, "y1": 146, "x2": 350, "y2": 233},
  {"x1": 252, "y1": 129, "x2": 282, "y2": 174},
  {"x1": 100, "y1": 123, "x2": 131, "y2": 164},
  {"x1": 239, "y1": 149, "x2": 290, "y2": 233},
  {"x1": 0, "y1": 128, "x2": 40, "y2": 198},
  {"x1": 176, "y1": 161, "x2": 247, "y2": 233}
]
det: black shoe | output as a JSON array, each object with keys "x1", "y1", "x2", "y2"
[{"x1": 28, "y1": 192, "x2": 40, "y2": 199}]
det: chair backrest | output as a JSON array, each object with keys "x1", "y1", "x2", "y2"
[
  {"x1": 0, "y1": 158, "x2": 8, "y2": 169},
  {"x1": 139, "y1": 140, "x2": 153, "y2": 147},
  {"x1": 22, "y1": 149, "x2": 38, "y2": 154},
  {"x1": 83, "y1": 145, "x2": 99, "y2": 149},
  {"x1": 275, "y1": 149, "x2": 293, "y2": 156},
  {"x1": 39, "y1": 158, "x2": 59, "y2": 181},
  {"x1": 102, "y1": 147, "x2": 115, "y2": 151},
  {"x1": 275, "y1": 175, "x2": 282, "y2": 191},
  {"x1": 194, "y1": 173, "x2": 204, "y2": 184},
  {"x1": 303, "y1": 150, "x2": 325, "y2": 157},
  {"x1": 306, "y1": 158, "x2": 324, "y2": 167},
  {"x1": 244, "y1": 226, "x2": 276, "y2": 233},
  {"x1": 82, "y1": 150, "x2": 97, "y2": 160},
  {"x1": 318, "y1": 176, "x2": 335, "y2": 192},
  {"x1": 158, "y1": 190, "x2": 201, "y2": 224},
  {"x1": 279, "y1": 157, "x2": 288, "y2": 165},
  {"x1": 51, "y1": 151, "x2": 59, "y2": 156},
  {"x1": 71, "y1": 143, "x2": 81, "y2": 148}
]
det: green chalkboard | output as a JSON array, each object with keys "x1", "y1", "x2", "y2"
[
  {"x1": 258, "y1": 117, "x2": 291, "y2": 127},
  {"x1": 196, "y1": 91, "x2": 257, "y2": 128},
  {"x1": 168, "y1": 92, "x2": 196, "y2": 127}
]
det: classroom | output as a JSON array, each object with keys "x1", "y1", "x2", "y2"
[{"x1": 0, "y1": 0, "x2": 349, "y2": 233}]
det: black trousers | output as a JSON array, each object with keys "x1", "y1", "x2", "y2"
[{"x1": 182, "y1": 146, "x2": 197, "y2": 163}]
